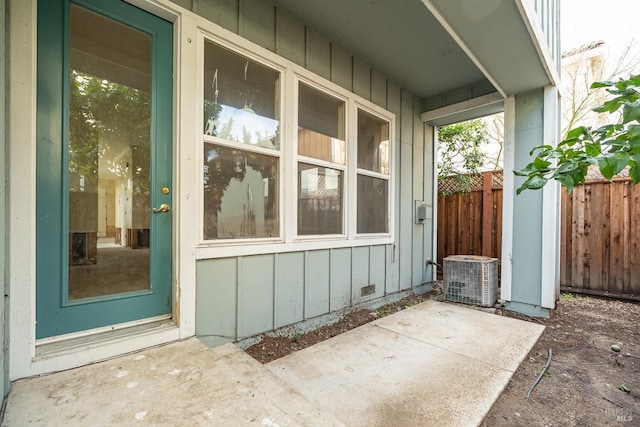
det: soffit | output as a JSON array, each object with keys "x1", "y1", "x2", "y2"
[{"x1": 270, "y1": 0, "x2": 554, "y2": 102}]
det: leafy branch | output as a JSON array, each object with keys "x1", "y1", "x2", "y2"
[
  {"x1": 516, "y1": 75, "x2": 640, "y2": 194},
  {"x1": 438, "y1": 119, "x2": 489, "y2": 194}
]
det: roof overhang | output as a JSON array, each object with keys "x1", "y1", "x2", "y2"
[{"x1": 269, "y1": 0, "x2": 559, "y2": 122}]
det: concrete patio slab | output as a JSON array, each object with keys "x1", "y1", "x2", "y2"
[
  {"x1": 3, "y1": 300, "x2": 544, "y2": 426},
  {"x1": 267, "y1": 300, "x2": 545, "y2": 426},
  {"x1": 3, "y1": 339, "x2": 342, "y2": 426},
  {"x1": 373, "y1": 300, "x2": 545, "y2": 372}
]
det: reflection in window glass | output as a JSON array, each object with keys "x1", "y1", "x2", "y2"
[
  {"x1": 298, "y1": 83, "x2": 346, "y2": 164},
  {"x1": 67, "y1": 4, "x2": 152, "y2": 300},
  {"x1": 298, "y1": 163, "x2": 342, "y2": 235},
  {"x1": 357, "y1": 110, "x2": 389, "y2": 174},
  {"x1": 203, "y1": 143, "x2": 279, "y2": 239},
  {"x1": 357, "y1": 175, "x2": 388, "y2": 234},
  {"x1": 203, "y1": 40, "x2": 280, "y2": 149}
]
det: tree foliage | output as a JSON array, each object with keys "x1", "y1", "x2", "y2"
[
  {"x1": 561, "y1": 41, "x2": 640, "y2": 139},
  {"x1": 438, "y1": 119, "x2": 489, "y2": 194},
  {"x1": 516, "y1": 75, "x2": 640, "y2": 194},
  {"x1": 69, "y1": 71, "x2": 150, "y2": 192}
]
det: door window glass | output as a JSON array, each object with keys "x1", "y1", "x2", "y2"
[{"x1": 68, "y1": 4, "x2": 152, "y2": 299}]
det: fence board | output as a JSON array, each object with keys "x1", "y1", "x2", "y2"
[
  {"x1": 572, "y1": 185, "x2": 585, "y2": 291},
  {"x1": 472, "y1": 191, "x2": 482, "y2": 254},
  {"x1": 600, "y1": 184, "x2": 610, "y2": 292},
  {"x1": 630, "y1": 184, "x2": 640, "y2": 295},
  {"x1": 437, "y1": 193, "x2": 446, "y2": 265},
  {"x1": 493, "y1": 190, "x2": 502, "y2": 262},
  {"x1": 456, "y1": 194, "x2": 467, "y2": 254},
  {"x1": 446, "y1": 194, "x2": 458, "y2": 259},
  {"x1": 623, "y1": 182, "x2": 631, "y2": 293},
  {"x1": 609, "y1": 182, "x2": 624, "y2": 294},
  {"x1": 560, "y1": 188, "x2": 571, "y2": 285}
]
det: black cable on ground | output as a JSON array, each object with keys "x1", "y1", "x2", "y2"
[{"x1": 526, "y1": 348, "x2": 552, "y2": 399}]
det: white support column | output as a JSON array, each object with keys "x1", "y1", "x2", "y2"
[
  {"x1": 500, "y1": 96, "x2": 515, "y2": 302},
  {"x1": 177, "y1": 13, "x2": 199, "y2": 337},
  {"x1": 0, "y1": 0, "x2": 7, "y2": 396},
  {"x1": 8, "y1": 0, "x2": 38, "y2": 380},
  {"x1": 431, "y1": 125, "x2": 439, "y2": 282},
  {"x1": 504, "y1": 87, "x2": 560, "y2": 318},
  {"x1": 540, "y1": 85, "x2": 559, "y2": 309}
]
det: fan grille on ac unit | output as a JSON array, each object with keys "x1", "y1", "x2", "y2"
[{"x1": 443, "y1": 255, "x2": 498, "y2": 306}]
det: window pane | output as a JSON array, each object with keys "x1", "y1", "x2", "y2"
[
  {"x1": 204, "y1": 143, "x2": 279, "y2": 239},
  {"x1": 357, "y1": 110, "x2": 390, "y2": 174},
  {"x1": 298, "y1": 163, "x2": 343, "y2": 235},
  {"x1": 298, "y1": 83, "x2": 345, "y2": 164},
  {"x1": 203, "y1": 40, "x2": 280, "y2": 149},
  {"x1": 357, "y1": 175, "x2": 388, "y2": 234}
]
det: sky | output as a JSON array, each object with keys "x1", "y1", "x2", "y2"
[{"x1": 561, "y1": 0, "x2": 640, "y2": 54}]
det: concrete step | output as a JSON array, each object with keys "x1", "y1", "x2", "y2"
[{"x1": 4, "y1": 338, "x2": 342, "y2": 425}]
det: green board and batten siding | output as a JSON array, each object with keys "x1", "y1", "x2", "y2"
[
  {"x1": 178, "y1": 0, "x2": 434, "y2": 345},
  {"x1": 197, "y1": 246, "x2": 399, "y2": 345},
  {"x1": 510, "y1": 90, "x2": 545, "y2": 313}
]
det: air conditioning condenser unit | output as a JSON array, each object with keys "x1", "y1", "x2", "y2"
[{"x1": 443, "y1": 255, "x2": 498, "y2": 306}]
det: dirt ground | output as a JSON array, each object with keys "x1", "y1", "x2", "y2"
[
  {"x1": 245, "y1": 290, "x2": 640, "y2": 426},
  {"x1": 483, "y1": 293, "x2": 640, "y2": 426}
]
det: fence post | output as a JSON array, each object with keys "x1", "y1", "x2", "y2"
[{"x1": 482, "y1": 171, "x2": 494, "y2": 257}]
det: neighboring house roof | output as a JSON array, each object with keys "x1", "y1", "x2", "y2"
[
  {"x1": 562, "y1": 41, "x2": 605, "y2": 59},
  {"x1": 585, "y1": 164, "x2": 630, "y2": 181}
]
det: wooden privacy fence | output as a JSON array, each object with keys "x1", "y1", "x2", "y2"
[
  {"x1": 560, "y1": 177, "x2": 640, "y2": 301},
  {"x1": 437, "y1": 171, "x2": 640, "y2": 301},
  {"x1": 437, "y1": 171, "x2": 503, "y2": 268}
]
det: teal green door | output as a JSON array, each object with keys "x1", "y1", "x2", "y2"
[{"x1": 36, "y1": 0, "x2": 173, "y2": 338}]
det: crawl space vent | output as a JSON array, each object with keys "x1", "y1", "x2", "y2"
[{"x1": 443, "y1": 255, "x2": 498, "y2": 306}]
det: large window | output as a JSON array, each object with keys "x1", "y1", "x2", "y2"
[
  {"x1": 297, "y1": 82, "x2": 346, "y2": 236},
  {"x1": 202, "y1": 40, "x2": 280, "y2": 240},
  {"x1": 200, "y1": 37, "x2": 394, "y2": 247}
]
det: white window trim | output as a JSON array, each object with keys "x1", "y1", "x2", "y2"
[{"x1": 194, "y1": 18, "x2": 395, "y2": 261}]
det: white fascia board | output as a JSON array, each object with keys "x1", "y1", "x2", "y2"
[
  {"x1": 420, "y1": 92, "x2": 504, "y2": 124},
  {"x1": 515, "y1": 0, "x2": 561, "y2": 87}
]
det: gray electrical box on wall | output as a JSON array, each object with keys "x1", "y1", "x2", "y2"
[{"x1": 415, "y1": 200, "x2": 430, "y2": 223}]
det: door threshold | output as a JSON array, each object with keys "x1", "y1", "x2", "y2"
[{"x1": 35, "y1": 317, "x2": 178, "y2": 363}]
